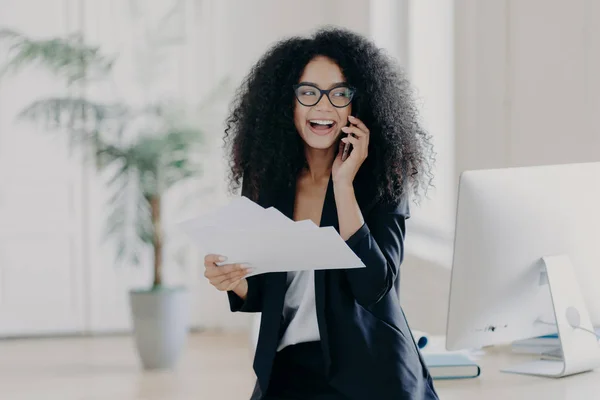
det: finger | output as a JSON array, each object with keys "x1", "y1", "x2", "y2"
[
  {"x1": 207, "y1": 263, "x2": 251, "y2": 280},
  {"x1": 215, "y1": 278, "x2": 234, "y2": 291},
  {"x1": 216, "y1": 274, "x2": 248, "y2": 291},
  {"x1": 216, "y1": 262, "x2": 252, "y2": 275},
  {"x1": 341, "y1": 135, "x2": 360, "y2": 147},
  {"x1": 212, "y1": 268, "x2": 251, "y2": 286},
  {"x1": 341, "y1": 125, "x2": 367, "y2": 138},
  {"x1": 212, "y1": 275, "x2": 237, "y2": 289},
  {"x1": 223, "y1": 277, "x2": 244, "y2": 292},
  {"x1": 204, "y1": 254, "x2": 227, "y2": 266},
  {"x1": 204, "y1": 262, "x2": 250, "y2": 279},
  {"x1": 337, "y1": 138, "x2": 347, "y2": 154},
  {"x1": 348, "y1": 115, "x2": 370, "y2": 134},
  {"x1": 341, "y1": 136, "x2": 368, "y2": 160}
]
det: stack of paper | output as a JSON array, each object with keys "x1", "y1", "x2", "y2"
[
  {"x1": 178, "y1": 196, "x2": 366, "y2": 277},
  {"x1": 511, "y1": 328, "x2": 600, "y2": 359}
]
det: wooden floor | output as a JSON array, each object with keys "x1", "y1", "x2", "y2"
[
  {"x1": 5, "y1": 331, "x2": 598, "y2": 400},
  {"x1": 0, "y1": 331, "x2": 257, "y2": 400}
]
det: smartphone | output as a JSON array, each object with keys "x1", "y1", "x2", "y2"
[{"x1": 341, "y1": 102, "x2": 359, "y2": 161}]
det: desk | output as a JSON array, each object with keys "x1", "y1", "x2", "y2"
[{"x1": 431, "y1": 345, "x2": 600, "y2": 399}]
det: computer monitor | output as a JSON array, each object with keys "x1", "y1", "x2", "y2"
[{"x1": 445, "y1": 161, "x2": 600, "y2": 377}]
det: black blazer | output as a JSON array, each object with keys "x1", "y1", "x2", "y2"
[{"x1": 228, "y1": 174, "x2": 439, "y2": 400}]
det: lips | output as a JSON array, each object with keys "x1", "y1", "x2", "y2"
[{"x1": 307, "y1": 119, "x2": 337, "y2": 136}]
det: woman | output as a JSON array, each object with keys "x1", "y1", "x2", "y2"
[{"x1": 203, "y1": 27, "x2": 438, "y2": 400}]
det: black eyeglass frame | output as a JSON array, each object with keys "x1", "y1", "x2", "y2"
[{"x1": 292, "y1": 83, "x2": 356, "y2": 108}]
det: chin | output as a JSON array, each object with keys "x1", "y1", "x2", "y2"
[{"x1": 302, "y1": 129, "x2": 340, "y2": 150}]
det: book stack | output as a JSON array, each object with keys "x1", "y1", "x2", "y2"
[
  {"x1": 511, "y1": 328, "x2": 600, "y2": 360},
  {"x1": 416, "y1": 334, "x2": 481, "y2": 380},
  {"x1": 422, "y1": 353, "x2": 481, "y2": 380}
]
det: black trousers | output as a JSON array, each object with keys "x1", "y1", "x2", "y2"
[{"x1": 253, "y1": 341, "x2": 348, "y2": 400}]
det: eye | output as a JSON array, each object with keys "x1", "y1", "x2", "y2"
[
  {"x1": 331, "y1": 87, "x2": 352, "y2": 98},
  {"x1": 296, "y1": 85, "x2": 320, "y2": 97}
]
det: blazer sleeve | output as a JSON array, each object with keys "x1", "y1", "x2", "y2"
[
  {"x1": 344, "y1": 195, "x2": 410, "y2": 307},
  {"x1": 226, "y1": 174, "x2": 265, "y2": 313},
  {"x1": 227, "y1": 275, "x2": 264, "y2": 313}
]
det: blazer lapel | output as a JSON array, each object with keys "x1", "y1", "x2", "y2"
[
  {"x1": 319, "y1": 175, "x2": 339, "y2": 230},
  {"x1": 315, "y1": 175, "x2": 337, "y2": 373}
]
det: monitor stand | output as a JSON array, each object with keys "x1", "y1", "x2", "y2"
[{"x1": 501, "y1": 254, "x2": 600, "y2": 378}]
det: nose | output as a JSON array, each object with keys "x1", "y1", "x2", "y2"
[{"x1": 314, "y1": 93, "x2": 334, "y2": 112}]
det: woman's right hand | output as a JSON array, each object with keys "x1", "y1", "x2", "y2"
[{"x1": 203, "y1": 254, "x2": 253, "y2": 293}]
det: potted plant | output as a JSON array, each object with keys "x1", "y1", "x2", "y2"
[{"x1": 0, "y1": 29, "x2": 206, "y2": 369}]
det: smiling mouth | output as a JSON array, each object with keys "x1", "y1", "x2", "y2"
[{"x1": 308, "y1": 119, "x2": 337, "y2": 135}]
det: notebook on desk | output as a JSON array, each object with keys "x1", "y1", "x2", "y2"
[{"x1": 423, "y1": 353, "x2": 481, "y2": 380}]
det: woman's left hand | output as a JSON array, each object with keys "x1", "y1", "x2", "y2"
[{"x1": 332, "y1": 115, "x2": 370, "y2": 185}]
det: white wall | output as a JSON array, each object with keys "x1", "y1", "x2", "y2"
[
  {"x1": 404, "y1": 0, "x2": 600, "y2": 334},
  {"x1": 403, "y1": 0, "x2": 600, "y2": 274},
  {"x1": 456, "y1": 0, "x2": 600, "y2": 175},
  {"x1": 367, "y1": 0, "x2": 457, "y2": 334},
  {"x1": 0, "y1": 0, "x2": 88, "y2": 336},
  {"x1": 404, "y1": 0, "x2": 456, "y2": 268},
  {"x1": 210, "y1": 0, "x2": 370, "y2": 85},
  {"x1": 369, "y1": 0, "x2": 409, "y2": 66},
  {"x1": 367, "y1": 0, "x2": 457, "y2": 270}
]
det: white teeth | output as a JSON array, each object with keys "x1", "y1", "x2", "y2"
[{"x1": 310, "y1": 120, "x2": 335, "y2": 125}]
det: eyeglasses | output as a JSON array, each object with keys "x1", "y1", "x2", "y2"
[{"x1": 293, "y1": 83, "x2": 356, "y2": 108}]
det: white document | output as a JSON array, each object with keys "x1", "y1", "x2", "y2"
[
  {"x1": 179, "y1": 196, "x2": 365, "y2": 276},
  {"x1": 180, "y1": 196, "x2": 263, "y2": 230},
  {"x1": 262, "y1": 207, "x2": 296, "y2": 228}
]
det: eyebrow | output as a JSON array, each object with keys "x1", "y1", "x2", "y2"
[{"x1": 298, "y1": 81, "x2": 347, "y2": 89}]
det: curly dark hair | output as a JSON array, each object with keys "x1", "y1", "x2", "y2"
[{"x1": 224, "y1": 27, "x2": 434, "y2": 206}]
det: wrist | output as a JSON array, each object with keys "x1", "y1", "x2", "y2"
[
  {"x1": 333, "y1": 181, "x2": 356, "y2": 207},
  {"x1": 333, "y1": 182, "x2": 363, "y2": 240},
  {"x1": 332, "y1": 179, "x2": 354, "y2": 192},
  {"x1": 232, "y1": 279, "x2": 248, "y2": 300}
]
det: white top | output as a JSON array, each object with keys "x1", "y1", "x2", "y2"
[{"x1": 277, "y1": 270, "x2": 320, "y2": 351}]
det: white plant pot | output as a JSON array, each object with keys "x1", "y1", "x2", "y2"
[{"x1": 129, "y1": 287, "x2": 190, "y2": 370}]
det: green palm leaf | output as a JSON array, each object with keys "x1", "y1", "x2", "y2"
[
  {"x1": 160, "y1": 126, "x2": 204, "y2": 190},
  {"x1": 105, "y1": 169, "x2": 152, "y2": 267},
  {"x1": 18, "y1": 97, "x2": 127, "y2": 142},
  {"x1": 0, "y1": 29, "x2": 114, "y2": 83}
]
